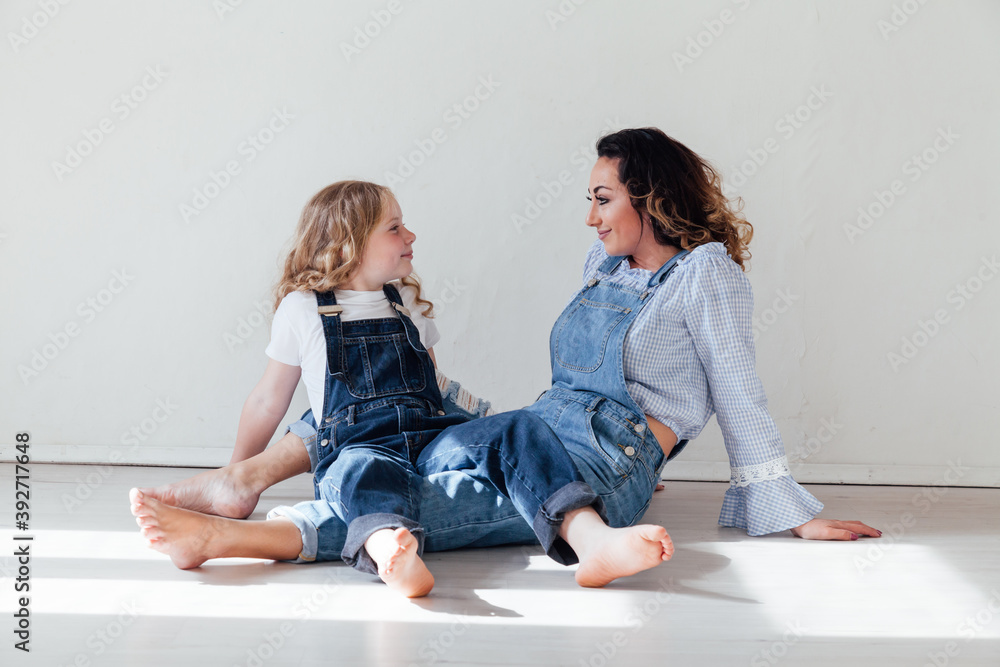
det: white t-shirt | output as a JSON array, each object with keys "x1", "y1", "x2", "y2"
[{"x1": 265, "y1": 282, "x2": 441, "y2": 421}]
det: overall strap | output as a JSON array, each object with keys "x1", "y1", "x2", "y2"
[
  {"x1": 647, "y1": 249, "x2": 690, "y2": 288},
  {"x1": 597, "y1": 254, "x2": 627, "y2": 275},
  {"x1": 315, "y1": 290, "x2": 345, "y2": 378},
  {"x1": 382, "y1": 283, "x2": 412, "y2": 319},
  {"x1": 382, "y1": 282, "x2": 424, "y2": 352}
]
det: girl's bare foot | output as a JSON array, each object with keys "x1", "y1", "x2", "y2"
[
  {"x1": 364, "y1": 528, "x2": 434, "y2": 598},
  {"x1": 574, "y1": 524, "x2": 674, "y2": 588},
  {"x1": 131, "y1": 491, "x2": 232, "y2": 569},
  {"x1": 129, "y1": 464, "x2": 262, "y2": 520}
]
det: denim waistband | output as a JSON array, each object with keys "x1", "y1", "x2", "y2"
[
  {"x1": 538, "y1": 387, "x2": 644, "y2": 430},
  {"x1": 322, "y1": 394, "x2": 438, "y2": 426}
]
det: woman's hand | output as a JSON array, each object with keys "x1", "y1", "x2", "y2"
[{"x1": 791, "y1": 518, "x2": 882, "y2": 541}]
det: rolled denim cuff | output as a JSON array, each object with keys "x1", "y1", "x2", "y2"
[
  {"x1": 342, "y1": 513, "x2": 424, "y2": 575},
  {"x1": 533, "y1": 481, "x2": 605, "y2": 566},
  {"x1": 435, "y1": 369, "x2": 496, "y2": 419},
  {"x1": 266, "y1": 505, "x2": 318, "y2": 563},
  {"x1": 285, "y1": 417, "x2": 320, "y2": 473}
]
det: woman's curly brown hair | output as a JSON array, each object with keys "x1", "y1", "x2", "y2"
[{"x1": 596, "y1": 128, "x2": 753, "y2": 270}]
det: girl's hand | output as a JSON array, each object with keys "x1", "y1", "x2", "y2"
[{"x1": 790, "y1": 518, "x2": 882, "y2": 541}]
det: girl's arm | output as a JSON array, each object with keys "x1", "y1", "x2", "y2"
[
  {"x1": 230, "y1": 359, "x2": 302, "y2": 464},
  {"x1": 426, "y1": 347, "x2": 497, "y2": 418}
]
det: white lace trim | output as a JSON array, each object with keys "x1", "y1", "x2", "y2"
[{"x1": 729, "y1": 456, "x2": 792, "y2": 488}]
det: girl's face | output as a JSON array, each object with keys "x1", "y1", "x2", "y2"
[
  {"x1": 347, "y1": 198, "x2": 416, "y2": 290},
  {"x1": 586, "y1": 157, "x2": 647, "y2": 258}
]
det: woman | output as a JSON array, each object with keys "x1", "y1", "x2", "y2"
[{"x1": 130, "y1": 128, "x2": 878, "y2": 568}]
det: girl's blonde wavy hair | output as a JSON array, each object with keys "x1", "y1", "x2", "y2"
[
  {"x1": 596, "y1": 128, "x2": 754, "y2": 270},
  {"x1": 273, "y1": 181, "x2": 434, "y2": 316}
]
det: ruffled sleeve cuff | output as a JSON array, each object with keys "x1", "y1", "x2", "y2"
[{"x1": 718, "y1": 457, "x2": 824, "y2": 536}]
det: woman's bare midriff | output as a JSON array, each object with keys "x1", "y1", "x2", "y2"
[{"x1": 645, "y1": 415, "x2": 678, "y2": 459}]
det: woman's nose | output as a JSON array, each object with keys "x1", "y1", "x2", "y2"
[{"x1": 585, "y1": 203, "x2": 599, "y2": 227}]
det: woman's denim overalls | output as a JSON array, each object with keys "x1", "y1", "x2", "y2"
[
  {"x1": 305, "y1": 284, "x2": 600, "y2": 573},
  {"x1": 524, "y1": 249, "x2": 690, "y2": 526}
]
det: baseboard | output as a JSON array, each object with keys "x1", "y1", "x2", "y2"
[
  {"x1": 2, "y1": 444, "x2": 998, "y2": 488},
  {"x1": 662, "y1": 461, "x2": 1000, "y2": 487},
  {"x1": 0, "y1": 444, "x2": 232, "y2": 468}
]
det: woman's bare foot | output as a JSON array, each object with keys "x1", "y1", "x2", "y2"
[
  {"x1": 574, "y1": 524, "x2": 674, "y2": 588},
  {"x1": 364, "y1": 528, "x2": 434, "y2": 598},
  {"x1": 129, "y1": 464, "x2": 262, "y2": 520},
  {"x1": 131, "y1": 491, "x2": 231, "y2": 569}
]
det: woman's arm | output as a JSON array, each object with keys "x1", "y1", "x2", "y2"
[
  {"x1": 683, "y1": 251, "x2": 878, "y2": 540},
  {"x1": 230, "y1": 359, "x2": 301, "y2": 464}
]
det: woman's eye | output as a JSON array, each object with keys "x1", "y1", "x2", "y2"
[{"x1": 597, "y1": 197, "x2": 608, "y2": 205}]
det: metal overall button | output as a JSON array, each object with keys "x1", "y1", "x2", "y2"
[
  {"x1": 623, "y1": 445, "x2": 636, "y2": 457},
  {"x1": 634, "y1": 423, "x2": 645, "y2": 434},
  {"x1": 320, "y1": 439, "x2": 329, "y2": 446}
]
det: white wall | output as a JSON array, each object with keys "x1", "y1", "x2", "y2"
[{"x1": 2, "y1": 0, "x2": 997, "y2": 486}]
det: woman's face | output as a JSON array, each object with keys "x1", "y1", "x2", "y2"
[{"x1": 586, "y1": 157, "x2": 646, "y2": 257}]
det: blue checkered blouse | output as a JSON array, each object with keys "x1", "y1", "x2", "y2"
[{"x1": 581, "y1": 240, "x2": 824, "y2": 536}]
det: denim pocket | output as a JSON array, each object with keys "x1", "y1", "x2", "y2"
[
  {"x1": 585, "y1": 409, "x2": 639, "y2": 480},
  {"x1": 342, "y1": 333, "x2": 427, "y2": 399},
  {"x1": 553, "y1": 299, "x2": 630, "y2": 373}
]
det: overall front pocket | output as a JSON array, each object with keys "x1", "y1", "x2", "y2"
[
  {"x1": 341, "y1": 333, "x2": 427, "y2": 399},
  {"x1": 553, "y1": 299, "x2": 631, "y2": 372}
]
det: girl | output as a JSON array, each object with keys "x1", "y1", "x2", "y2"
[{"x1": 130, "y1": 180, "x2": 674, "y2": 597}]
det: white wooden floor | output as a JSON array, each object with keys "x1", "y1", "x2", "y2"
[{"x1": 2, "y1": 464, "x2": 999, "y2": 667}]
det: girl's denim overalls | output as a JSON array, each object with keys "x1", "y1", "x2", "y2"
[{"x1": 308, "y1": 284, "x2": 599, "y2": 573}]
